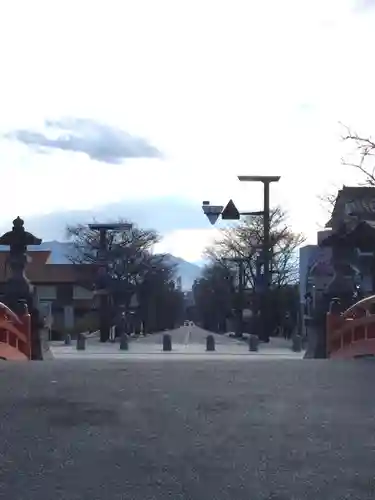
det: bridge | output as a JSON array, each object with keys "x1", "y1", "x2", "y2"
[
  {"x1": 326, "y1": 294, "x2": 375, "y2": 359},
  {"x1": 0, "y1": 302, "x2": 32, "y2": 360}
]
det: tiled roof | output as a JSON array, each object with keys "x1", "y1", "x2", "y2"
[
  {"x1": 326, "y1": 186, "x2": 375, "y2": 228},
  {"x1": 0, "y1": 251, "x2": 95, "y2": 284}
]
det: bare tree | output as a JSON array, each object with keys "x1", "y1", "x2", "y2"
[
  {"x1": 317, "y1": 125, "x2": 375, "y2": 219},
  {"x1": 65, "y1": 219, "x2": 183, "y2": 331},
  {"x1": 317, "y1": 190, "x2": 339, "y2": 217},
  {"x1": 65, "y1": 220, "x2": 165, "y2": 290},
  {"x1": 341, "y1": 124, "x2": 375, "y2": 185},
  {"x1": 204, "y1": 207, "x2": 305, "y2": 289},
  {"x1": 193, "y1": 263, "x2": 234, "y2": 332}
]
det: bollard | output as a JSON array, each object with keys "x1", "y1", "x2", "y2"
[
  {"x1": 249, "y1": 334, "x2": 259, "y2": 352},
  {"x1": 292, "y1": 335, "x2": 302, "y2": 353},
  {"x1": 64, "y1": 333, "x2": 72, "y2": 345},
  {"x1": 206, "y1": 334, "x2": 215, "y2": 351},
  {"x1": 163, "y1": 333, "x2": 172, "y2": 352},
  {"x1": 76, "y1": 333, "x2": 86, "y2": 351},
  {"x1": 120, "y1": 334, "x2": 129, "y2": 351}
]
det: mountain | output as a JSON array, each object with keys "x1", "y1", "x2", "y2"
[
  {"x1": 0, "y1": 241, "x2": 202, "y2": 291},
  {"x1": 164, "y1": 255, "x2": 203, "y2": 290}
]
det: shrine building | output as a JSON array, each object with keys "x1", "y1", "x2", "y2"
[
  {"x1": 299, "y1": 186, "x2": 375, "y2": 317},
  {"x1": 0, "y1": 249, "x2": 96, "y2": 337}
]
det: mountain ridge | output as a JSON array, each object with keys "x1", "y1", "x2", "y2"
[{"x1": 0, "y1": 240, "x2": 202, "y2": 291}]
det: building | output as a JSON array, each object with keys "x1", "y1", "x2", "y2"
[
  {"x1": 0, "y1": 250, "x2": 96, "y2": 336},
  {"x1": 299, "y1": 231, "x2": 334, "y2": 308},
  {"x1": 299, "y1": 186, "x2": 375, "y2": 319}
]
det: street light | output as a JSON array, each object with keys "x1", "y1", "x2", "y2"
[
  {"x1": 88, "y1": 222, "x2": 133, "y2": 342},
  {"x1": 201, "y1": 201, "x2": 265, "y2": 337},
  {"x1": 237, "y1": 175, "x2": 280, "y2": 342}
]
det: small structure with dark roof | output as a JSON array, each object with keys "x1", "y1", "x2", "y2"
[{"x1": 304, "y1": 186, "x2": 375, "y2": 358}]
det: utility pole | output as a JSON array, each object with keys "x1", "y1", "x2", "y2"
[
  {"x1": 98, "y1": 227, "x2": 109, "y2": 343},
  {"x1": 238, "y1": 176, "x2": 280, "y2": 342},
  {"x1": 89, "y1": 223, "x2": 132, "y2": 343},
  {"x1": 237, "y1": 258, "x2": 244, "y2": 338},
  {"x1": 202, "y1": 189, "x2": 279, "y2": 340},
  {"x1": 262, "y1": 180, "x2": 271, "y2": 328}
]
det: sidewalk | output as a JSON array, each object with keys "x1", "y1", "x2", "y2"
[{"x1": 50, "y1": 336, "x2": 305, "y2": 360}]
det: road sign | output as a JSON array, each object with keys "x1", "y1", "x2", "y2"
[
  {"x1": 206, "y1": 213, "x2": 220, "y2": 225},
  {"x1": 221, "y1": 199, "x2": 240, "y2": 220},
  {"x1": 202, "y1": 203, "x2": 224, "y2": 225}
]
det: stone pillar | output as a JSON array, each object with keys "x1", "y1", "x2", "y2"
[{"x1": 0, "y1": 217, "x2": 43, "y2": 360}]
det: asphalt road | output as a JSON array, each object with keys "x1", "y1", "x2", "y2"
[
  {"x1": 136, "y1": 325, "x2": 245, "y2": 348},
  {"x1": 1, "y1": 359, "x2": 375, "y2": 499}
]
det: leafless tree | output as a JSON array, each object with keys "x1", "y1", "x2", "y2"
[
  {"x1": 317, "y1": 124, "x2": 375, "y2": 218},
  {"x1": 65, "y1": 219, "x2": 165, "y2": 287},
  {"x1": 204, "y1": 207, "x2": 305, "y2": 289},
  {"x1": 341, "y1": 123, "x2": 375, "y2": 186},
  {"x1": 65, "y1": 219, "x2": 183, "y2": 331}
]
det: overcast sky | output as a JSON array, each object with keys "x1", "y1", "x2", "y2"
[{"x1": 0, "y1": 0, "x2": 374, "y2": 261}]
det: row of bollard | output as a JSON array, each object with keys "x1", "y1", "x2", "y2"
[
  {"x1": 64, "y1": 332, "x2": 302, "y2": 353},
  {"x1": 65, "y1": 333, "x2": 223, "y2": 352},
  {"x1": 161, "y1": 333, "x2": 261, "y2": 352},
  {"x1": 64, "y1": 333, "x2": 130, "y2": 351}
]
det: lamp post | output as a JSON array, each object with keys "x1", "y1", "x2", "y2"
[
  {"x1": 202, "y1": 201, "x2": 263, "y2": 338},
  {"x1": 237, "y1": 175, "x2": 280, "y2": 341},
  {"x1": 88, "y1": 222, "x2": 133, "y2": 343}
]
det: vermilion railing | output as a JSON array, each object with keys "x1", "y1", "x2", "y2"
[
  {"x1": 326, "y1": 295, "x2": 375, "y2": 359},
  {"x1": 0, "y1": 303, "x2": 31, "y2": 361}
]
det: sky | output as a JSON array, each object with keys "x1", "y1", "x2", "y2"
[{"x1": 0, "y1": 0, "x2": 375, "y2": 262}]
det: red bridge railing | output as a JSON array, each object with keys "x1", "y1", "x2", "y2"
[
  {"x1": 0, "y1": 303, "x2": 31, "y2": 361},
  {"x1": 326, "y1": 295, "x2": 375, "y2": 359}
]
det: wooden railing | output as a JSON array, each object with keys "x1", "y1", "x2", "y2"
[
  {"x1": 326, "y1": 295, "x2": 375, "y2": 359},
  {"x1": 0, "y1": 303, "x2": 31, "y2": 361}
]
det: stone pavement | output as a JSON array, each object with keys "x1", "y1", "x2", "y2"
[
  {"x1": 50, "y1": 326, "x2": 304, "y2": 360},
  {"x1": 1, "y1": 359, "x2": 375, "y2": 499}
]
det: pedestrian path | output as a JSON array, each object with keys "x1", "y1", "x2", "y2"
[{"x1": 50, "y1": 331, "x2": 305, "y2": 360}]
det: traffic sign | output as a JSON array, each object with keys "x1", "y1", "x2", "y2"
[
  {"x1": 202, "y1": 203, "x2": 224, "y2": 225},
  {"x1": 206, "y1": 212, "x2": 220, "y2": 225},
  {"x1": 221, "y1": 199, "x2": 240, "y2": 220}
]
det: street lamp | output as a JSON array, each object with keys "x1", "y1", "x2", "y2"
[
  {"x1": 88, "y1": 222, "x2": 133, "y2": 342},
  {"x1": 237, "y1": 175, "x2": 280, "y2": 342},
  {"x1": 202, "y1": 201, "x2": 262, "y2": 338}
]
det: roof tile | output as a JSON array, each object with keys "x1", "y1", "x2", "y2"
[{"x1": 0, "y1": 251, "x2": 95, "y2": 283}]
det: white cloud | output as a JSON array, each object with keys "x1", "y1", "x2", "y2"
[
  {"x1": 5, "y1": 118, "x2": 161, "y2": 164},
  {"x1": 155, "y1": 228, "x2": 222, "y2": 262}
]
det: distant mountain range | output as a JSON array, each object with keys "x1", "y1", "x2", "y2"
[{"x1": 0, "y1": 240, "x2": 202, "y2": 291}]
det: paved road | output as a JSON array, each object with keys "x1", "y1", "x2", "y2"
[
  {"x1": 1, "y1": 359, "x2": 375, "y2": 499},
  {"x1": 134, "y1": 325, "x2": 246, "y2": 349},
  {"x1": 51, "y1": 326, "x2": 303, "y2": 359}
]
